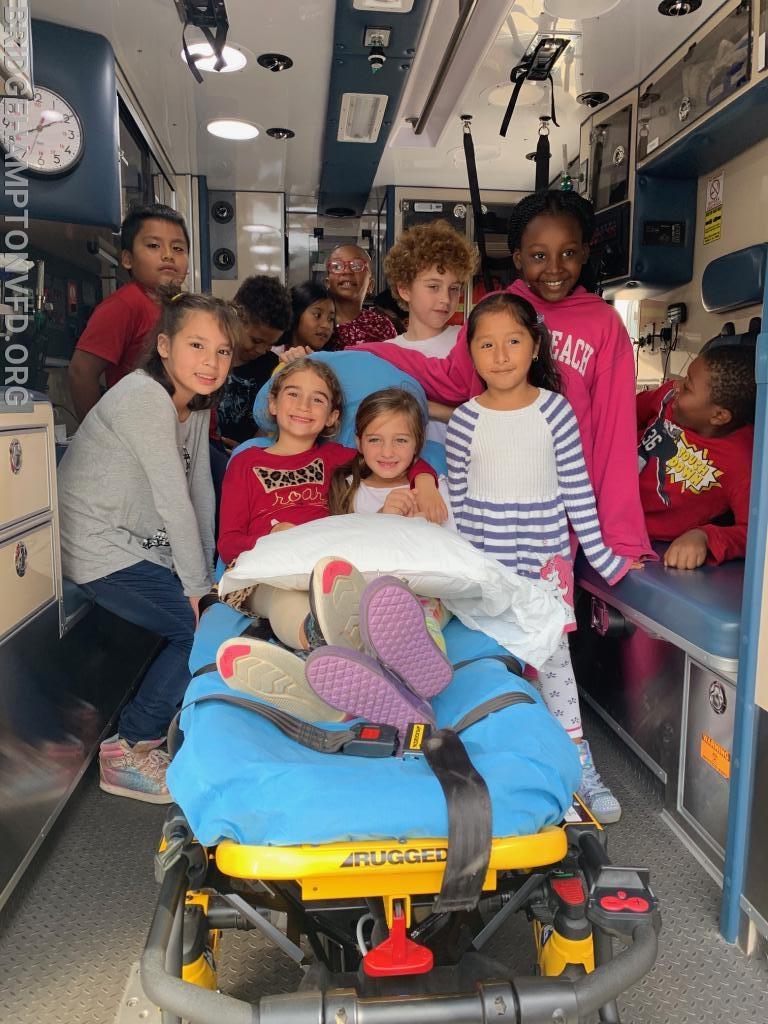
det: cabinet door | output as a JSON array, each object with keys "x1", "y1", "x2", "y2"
[
  {"x1": 0, "y1": 522, "x2": 56, "y2": 642},
  {"x1": 0, "y1": 430, "x2": 51, "y2": 531}
]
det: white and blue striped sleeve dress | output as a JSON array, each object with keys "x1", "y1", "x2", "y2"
[{"x1": 445, "y1": 391, "x2": 629, "y2": 588}]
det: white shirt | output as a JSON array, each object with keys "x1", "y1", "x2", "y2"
[
  {"x1": 390, "y1": 326, "x2": 461, "y2": 445},
  {"x1": 353, "y1": 476, "x2": 456, "y2": 529}
]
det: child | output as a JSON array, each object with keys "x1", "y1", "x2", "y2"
[
  {"x1": 352, "y1": 191, "x2": 652, "y2": 561},
  {"x1": 217, "y1": 359, "x2": 445, "y2": 647},
  {"x1": 385, "y1": 220, "x2": 478, "y2": 442},
  {"x1": 637, "y1": 343, "x2": 755, "y2": 568},
  {"x1": 446, "y1": 292, "x2": 631, "y2": 823},
  {"x1": 58, "y1": 291, "x2": 238, "y2": 802},
  {"x1": 68, "y1": 203, "x2": 190, "y2": 422},
  {"x1": 217, "y1": 275, "x2": 292, "y2": 446},
  {"x1": 325, "y1": 244, "x2": 398, "y2": 346},
  {"x1": 328, "y1": 387, "x2": 453, "y2": 524},
  {"x1": 277, "y1": 281, "x2": 337, "y2": 353}
]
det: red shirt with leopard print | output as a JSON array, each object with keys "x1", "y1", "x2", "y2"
[{"x1": 218, "y1": 442, "x2": 436, "y2": 564}]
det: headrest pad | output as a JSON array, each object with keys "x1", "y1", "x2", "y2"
[{"x1": 702, "y1": 244, "x2": 767, "y2": 314}]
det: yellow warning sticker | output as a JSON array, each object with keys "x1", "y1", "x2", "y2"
[
  {"x1": 700, "y1": 733, "x2": 730, "y2": 779},
  {"x1": 408, "y1": 724, "x2": 426, "y2": 749},
  {"x1": 704, "y1": 207, "x2": 722, "y2": 245}
]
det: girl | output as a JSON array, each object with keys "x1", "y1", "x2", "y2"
[
  {"x1": 349, "y1": 191, "x2": 653, "y2": 561},
  {"x1": 218, "y1": 360, "x2": 445, "y2": 649},
  {"x1": 329, "y1": 387, "x2": 452, "y2": 523},
  {"x1": 324, "y1": 244, "x2": 398, "y2": 346},
  {"x1": 446, "y1": 293, "x2": 631, "y2": 824},
  {"x1": 57, "y1": 291, "x2": 238, "y2": 804},
  {"x1": 277, "y1": 281, "x2": 337, "y2": 353}
]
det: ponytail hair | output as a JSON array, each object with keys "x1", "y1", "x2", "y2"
[
  {"x1": 143, "y1": 287, "x2": 240, "y2": 410},
  {"x1": 328, "y1": 387, "x2": 426, "y2": 515},
  {"x1": 466, "y1": 292, "x2": 562, "y2": 394}
]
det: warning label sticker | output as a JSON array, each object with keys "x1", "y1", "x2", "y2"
[
  {"x1": 700, "y1": 733, "x2": 730, "y2": 779},
  {"x1": 703, "y1": 207, "x2": 723, "y2": 245}
]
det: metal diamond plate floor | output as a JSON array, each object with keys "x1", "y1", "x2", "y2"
[{"x1": 0, "y1": 710, "x2": 766, "y2": 1023}]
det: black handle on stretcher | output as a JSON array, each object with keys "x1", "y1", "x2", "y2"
[{"x1": 141, "y1": 858, "x2": 658, "y2": 1024}]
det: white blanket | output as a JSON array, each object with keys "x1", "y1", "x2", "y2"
[{"x1": 219, "y1": 515, "x2": 568, "y2": 668}]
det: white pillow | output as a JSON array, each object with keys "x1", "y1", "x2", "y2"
[{"x1": 219, "y1": 514, "x2": 569, "y2": 668}]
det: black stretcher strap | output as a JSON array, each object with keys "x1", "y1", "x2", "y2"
[
  {"x1": 424, "y1": 729, "x2": 493, "y2": 913},
  {"x1": 463, "y1": 120, "x2": 492, "y2": 292},
  {"x1": 452, "y1": 653, "x2": 524, "y2": 676}
]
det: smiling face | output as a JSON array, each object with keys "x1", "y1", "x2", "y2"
[
  {"x1": 469, "y1": 310, "x2": 539, "y2": 407},
  {"x1": 294, "y1": 298, "x2": 336, "y2": 350},
  {"x1": 121, "y1": 217, "x2": 189, "y2": 291},
  {"x1": 157, "y1": 310, "x2": 232, "y2": 409},
  {"x1": 357, "y1": 410, "x2": 418, "y2": 486},
  {"x1": 397, "y1": 264, "x2": 463, "y2": 335},
  {"x1": 512, "y1": 213, "x2": 588, "y2": 304},
  {"x1": 267, "y1": 367, "x2": 340, "y2": 447},
  {"x1": 325, "y1": 245, "x2": 373, "y2": 309}
]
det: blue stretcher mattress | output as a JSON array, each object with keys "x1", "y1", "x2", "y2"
[{"x1": 167, "y1": 603, "x2": 581, "y2": 848}]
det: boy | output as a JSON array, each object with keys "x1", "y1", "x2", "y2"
[
  {"x1": 384, "y1": 219, "x2": 477, "y2": 442},
  {"x1": 636, "y1": 342, "x2": 755, "y2": 569},
  {"x1": 68, "y1": 203, "x2": 190, "y2": 422},
  {"x1": 217, "y1": 275, "x2": 292, "y2": 447}
]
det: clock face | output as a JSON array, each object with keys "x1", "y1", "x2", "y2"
[{"x1": 0, "y1": 86, "x2": 84, "y2": 176}]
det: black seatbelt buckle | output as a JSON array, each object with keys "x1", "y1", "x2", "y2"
[
  {"x1": 341, "y1": 723, "x2": 398, "y2": 758},
  {"x1": 402, "y1": 722, "x2": 433, "y2": 757}
]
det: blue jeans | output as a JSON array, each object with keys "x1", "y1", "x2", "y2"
[{"x1": 80, "y1": 561, "x2": 195, "y2": 743}]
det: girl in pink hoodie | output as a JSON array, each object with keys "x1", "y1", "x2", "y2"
[{"x1": 356, "y1": 191, "x2": 652, "y2": 563}]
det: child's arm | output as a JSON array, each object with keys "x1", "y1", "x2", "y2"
[
  {"x1": 587, "y1": 316, "x2": 654, "y2": 559},
  {"x1": 217, "y1": 452, "x2": 277, "y2": 563},
  {"x1": 427, "y1": 400, "x2": 458, "y2": 424},
  {"x1": 550, "y1": 396, "x2": 632, "y2": 584},
  {"x1": 355, "y1": 332, "x2": 478, "y2": 405},
  {"x1": 68, "y1": 350, "x2": 112, "y2": 422},
  {"x1": 445, "y1": 407, "x2": 472, "y2": 523},
  {"x1": 412, "y1": 472, "x2": 448, "y2": 523},
  {"x1": 635, "y1": 383, "x2": 666, "y2": 431}
]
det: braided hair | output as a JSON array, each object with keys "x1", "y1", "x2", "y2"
[{"x1": 508, "y1": 190, "x2": 598, "y2": 292}]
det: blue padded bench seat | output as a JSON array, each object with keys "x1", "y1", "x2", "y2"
[{"x1": 575, "y1": 543, "x2": 743, "y2": 677}]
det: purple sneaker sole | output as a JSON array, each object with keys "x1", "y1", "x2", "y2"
[
  {"x1": 305, "y1": 647, "x2": 434, "y2": 743},
  {"x1": 359, "y1": 576, "x2": 453, "y2": 699}
]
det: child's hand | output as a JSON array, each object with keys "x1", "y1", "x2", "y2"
[
  {"x1": 663, "y1": 529, "x2": 708, "y2": 569},
  {"x1": 413, "y1": 475, "x2": 448, "y2": 524},
  {"x1": 270, "y1": 522, "x2": 295, "y2": 533},
  {"x1": 279, "y1": 346, "x2": 312, "y2": 364},
  {"x1": 380, "y1": 487, "x2": 418, "y2": 517}
]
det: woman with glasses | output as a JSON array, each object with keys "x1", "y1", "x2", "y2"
[{"x1": 324, "y1": 244, "x2": 398, "y2": 347}]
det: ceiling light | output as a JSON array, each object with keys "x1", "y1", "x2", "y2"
[
  {"x1": 206, "y1": 119, "x2": 259, "y2": 140},
  {"x1": 657, "y1": 0, "x2": 701, "y2": 13},
  {"x1": 338, "y1": 92, "x2": 388, "y2": 143},
  {"x1": 249, "y1": 244, "x2": 277, "y2": 254},
  {"x1": 243, "y1": 224, "x2": 276, "y2": 234},
  {"x1": 179, "y1": 43, "x2": 247, "y2": 73},
  {"x1": 353, "y1": 0, "x2": 414, "y2": 10},
  {"x1": 543, "y1": 0, "x2": 621, "y2": 16}
]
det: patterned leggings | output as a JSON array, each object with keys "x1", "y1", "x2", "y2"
[{"x1": 536, "y1": 635, "x2": 583, "y2": 740}]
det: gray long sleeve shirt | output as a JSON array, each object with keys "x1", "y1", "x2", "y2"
[{"x1": 58, "y1": 371, "x2": 216, "y2": 596}]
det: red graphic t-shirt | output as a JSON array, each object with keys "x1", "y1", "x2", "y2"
[{"x1": 636, "y1": 382, "x2": 753, "y2": 564}]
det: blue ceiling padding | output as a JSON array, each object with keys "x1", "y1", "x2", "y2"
[{"x1": 318, "y1": 0, "x2": 430, "y2": 216}]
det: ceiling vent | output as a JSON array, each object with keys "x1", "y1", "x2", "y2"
[
  {"x1": 353, "y1": 0, "x2": 415, "y2": 12},
  {"x1": 337, "y1": 92, "x2": 388, "y2": 142}
]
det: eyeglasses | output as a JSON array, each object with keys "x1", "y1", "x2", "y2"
[{"x1": 326, "y1": 258, "x2": 369, "y2": 274}]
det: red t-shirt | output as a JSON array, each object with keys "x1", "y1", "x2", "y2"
[
  {"x1": 335, "y1": 308, "x2": 397, "y2": 348},
  {"x1": 636, "y1": 382, "x2": 753, "y2": 564},
  {"x1": 218, "y1": 442, "x2": 436, "y2": 564},
  {"x1": 75, "y1": 281, "x2": 159, "y2": 387}
]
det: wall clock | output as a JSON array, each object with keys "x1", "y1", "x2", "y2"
[{"x1": 0, "y1": 86, "x2": 84, "y2": 176}]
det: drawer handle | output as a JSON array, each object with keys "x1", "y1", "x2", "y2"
[
  {"x1": 9, "y1": 438, "x2": 22, "y2": 475},
  {"x1": 15, "y1": 541, "x2": 28, "y2": 578}
]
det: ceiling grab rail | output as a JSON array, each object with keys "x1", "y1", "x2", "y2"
[{"x1": 413, "y1": 0, "x2": 482, "y2": 136}]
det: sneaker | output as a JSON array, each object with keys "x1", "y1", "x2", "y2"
[
  {"x1": 308, "y1": 557, "x2": 367, "y2": 650},
  {"x1": 99, "y1": 733, "x2": 165, "y2": 756},
  {"x1": 576, "y1": 738, "x2": 622, "y2": 824},
  {"x1": 360, "y1": 576, "x2": 453, "y2": 699},
  {"x1": 305, "y1": 646, "x2": 435, "y2": 745},
  {"x1": 216, "y1": 636, "x2": 346, "y2": 723},
  {"x1": 99, "y1": 739, "x2": 172, "y2": 804}
]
